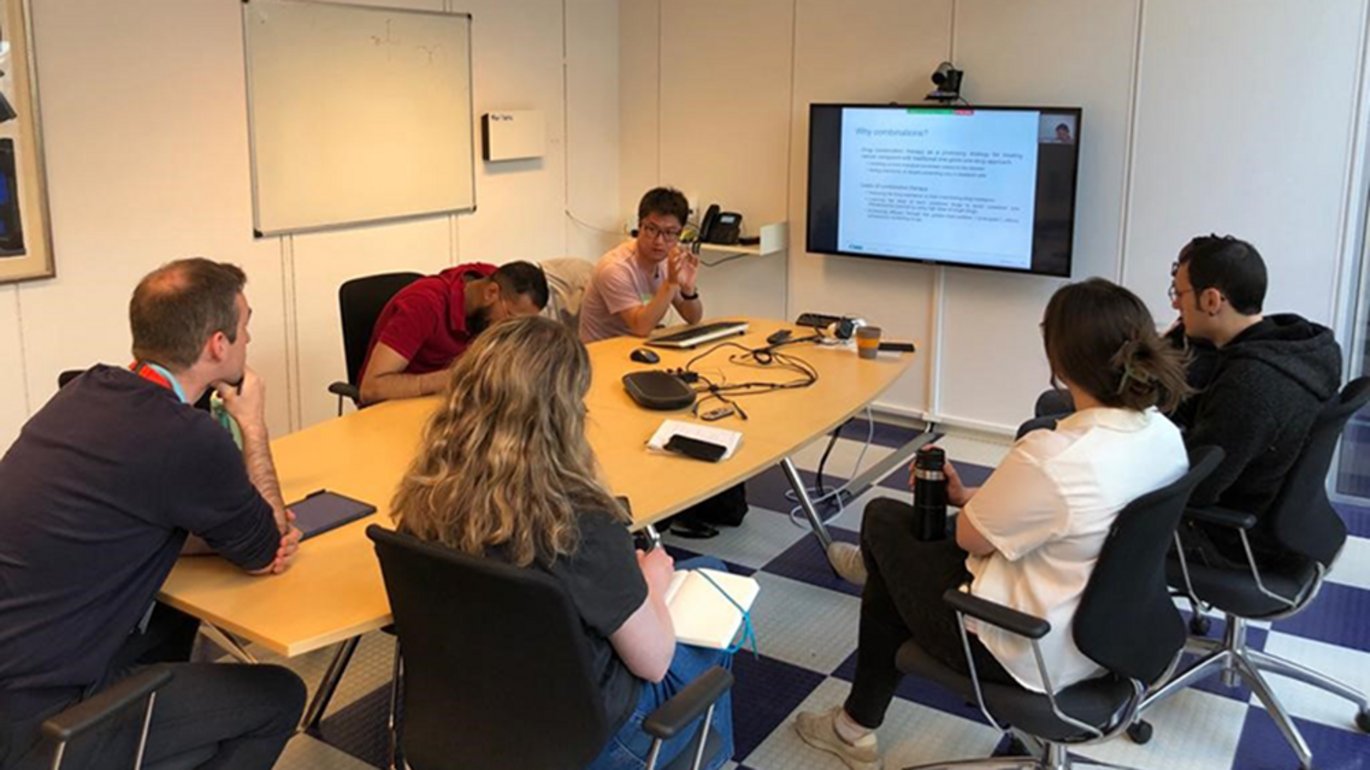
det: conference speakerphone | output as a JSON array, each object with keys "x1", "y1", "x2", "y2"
[{"x1": 646, "y1": 320, "x2": 750, "y2": 349}]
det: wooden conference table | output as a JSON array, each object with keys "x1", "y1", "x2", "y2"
[{"x1": 158, "y1": 317, "x2": 924, "y2": 724}]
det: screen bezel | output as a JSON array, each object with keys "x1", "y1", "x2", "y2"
[{"x1": 805, "y1": 103, "x2": 1083, "y2": 279}]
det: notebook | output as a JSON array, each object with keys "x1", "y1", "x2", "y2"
[
  {"x1": 647, "y1": 419, "x2": 743, "y2": 460},
  {"x1": 664, "y1": 568, "x2": 761, "y2": 650}
]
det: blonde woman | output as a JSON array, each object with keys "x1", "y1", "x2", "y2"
[{"x1": 392, "y1": 315, "x2": 733, "y2": 770}]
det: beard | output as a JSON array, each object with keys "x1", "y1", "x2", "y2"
[{"x1": 467, "y1": 303, "x2": 494, "y2": 336}]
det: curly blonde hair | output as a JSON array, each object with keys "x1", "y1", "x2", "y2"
[{"x1": 391, "y1": 316, "x2": 625, "y2": 565}]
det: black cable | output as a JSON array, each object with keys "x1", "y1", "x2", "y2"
[
  {"x1": 813, "y1": 422, "x2": 847, "y2": 498},
  {"x1": 678, "y1": 339, "x2": 821, "y2": 417},
  {"x1": 699, "y1": 252, "x2": 751, "y2": 268}
]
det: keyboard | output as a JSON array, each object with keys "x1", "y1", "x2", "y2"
[{"x1": 646, "y1": 320, "x2": 750, "y2": 349}]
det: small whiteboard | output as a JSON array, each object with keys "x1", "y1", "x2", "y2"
[{"x1": 243, "y1": 0, "x2": 475, "y2": 236}]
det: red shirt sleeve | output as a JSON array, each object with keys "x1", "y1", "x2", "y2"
[{"x1": 374, "y1": 287, "x2": 443, "y2": 363}]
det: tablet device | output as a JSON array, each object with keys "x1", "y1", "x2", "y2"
[{"x1": 288, "y1": 490, "x2": 377, "y2": 540}]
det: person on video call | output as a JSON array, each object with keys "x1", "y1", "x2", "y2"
[{"x1": 579, "y1": 187, "x2": 703, "y2": 343}]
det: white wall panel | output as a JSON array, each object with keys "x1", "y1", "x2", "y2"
[
  {"x1": 618, "y1": 0, "x2": 659, "y2": 225},
  {"x1": 457, "y1": 0, "x2": 568, "y2": 263},
  {"x1": 938, "y1": 0, "x2": 1140, "y2": 428},
  {"x1": 0, "y1": 0, "x2": 621, "y2": 453},
  {"x1": 19, "y1": 0, "x2": 290, "y2": 435},
  {"x1": 566, "y1": 0, "x2": 623, "y2": 260},
  {"x1": 787, "y1": 0, "x2": 953, "y2": 417},
  {"x1": 0, "y1": 288, "x2": 27, "y2": 450},
  {"x1": 1123, "y1": 0, "x2": 1366, "y2": 329},
  {"x1": 290, "y1": 219, "x2": 451, "y2": 429}
]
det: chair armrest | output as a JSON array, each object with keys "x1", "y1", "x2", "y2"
[
  {"x1": 1184, "y1": 504, "x2": 1257, "y2": 531},
  {"x1": 942, "y1": 589, "x2": 1050, "y2": 640},
  {"x1": 327, "y1": 381, "x2": 360, "y2": 403},
  {"x1": 642, "y1": 666, "x2": 734, "y2": 740},
  {"x1": 40, "y1": 668, "x2": 173, "y2": 744}
]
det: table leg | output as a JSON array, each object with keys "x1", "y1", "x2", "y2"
[
  {"x1": 780, "y1": 457, "x2": 834, "y2": 550},
  {"x1": 300, "y1": 636, "x2": 361, "y2": 734},
  {"x1": 198, "y1": 624, "x2": 257, "y2": 664},
  {"x1": 779, "y1": 428, "x2": 937, "y2": 569}
]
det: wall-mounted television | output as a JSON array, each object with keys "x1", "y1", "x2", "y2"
[{"x1": 806, "y1": 103, "x2": 1082, "y2": 278}]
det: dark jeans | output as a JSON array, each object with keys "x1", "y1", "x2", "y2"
[
  {"x1": 844, "y1": 498, "x2": 1014, "y2": 730},
  {"x1": 2, "y1": 606, "x2": 305, "y2": 770},
  {"x1": 588, "y1": 556, "x2": 734, "y2": 770}
]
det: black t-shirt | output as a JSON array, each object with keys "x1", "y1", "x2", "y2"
[
  {"x1": 0, "y1": 365, "x2": 279, "y2": 697},
  {"x1": 525, "y1": 509, "x2": 648, "y2": 729}
]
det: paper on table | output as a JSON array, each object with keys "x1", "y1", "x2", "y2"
[
  {"x1": 647, "y1": 419, "x2": 743, "y2": 460},
  {"x1": 663, "y1": 568, "x2": 760, "y2": 650}
]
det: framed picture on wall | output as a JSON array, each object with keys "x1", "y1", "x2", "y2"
[{"x1": 0, "y1": 0, "x2": 51, "y2": 283}]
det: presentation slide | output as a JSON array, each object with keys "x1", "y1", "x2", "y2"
[{"x1": 835, "y1": 108, "x2": 1039, "y2": 270}]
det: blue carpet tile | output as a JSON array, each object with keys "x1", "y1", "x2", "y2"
[
  {"x1": 1232, "y1": 707, "x2": 1370, "y2": 770},
  {"x1": 729, "y1": 652, "x2": 828, "y2": 761},
  {"x1": 762, "y1": 527, "x2": 862, "y2": 598},
  {"x1": 830, "y1": 650, "x2": 987, "y2": 725},
  {"x1": 1272, "y1": 581, "x2": 1370, "y2": 649}
]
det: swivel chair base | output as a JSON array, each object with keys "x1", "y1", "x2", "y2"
[{"x1": 1135, "y1": 617, "x2": 1370, "y2": 770}]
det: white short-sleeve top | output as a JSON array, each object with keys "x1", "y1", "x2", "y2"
[{"x1": 961, "y1": 407, "x2": 1187, "y2": 693}]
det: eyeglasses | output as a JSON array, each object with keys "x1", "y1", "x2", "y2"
[
  {"x1": 641, "y1": 222, "x2": 682, "y2": 242},
  {"x1": 1167, "y1": 283, "x2": 1194, "y2": 302}
]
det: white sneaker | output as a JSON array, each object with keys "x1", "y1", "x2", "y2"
[
  {"x1": 794, "y1": 707, "x2": 881, "y2": 770},
  {"x1": 827, "y1": 542, "x2": 868, "y2": 586}
]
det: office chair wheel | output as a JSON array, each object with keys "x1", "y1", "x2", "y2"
[
  {"x1": 1126, "y1": 719, "x2": 1153, "y2": 744},
  {"x1": 1188, "y1": 614, "x2": 1211, "y2": 636},
  {"x1": 1357, "y1": 708, "x2": 1370, "y2": 732}
]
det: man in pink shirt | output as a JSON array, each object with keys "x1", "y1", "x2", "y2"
[{"x1": 580, "y1": 188, "x2": 703, "y2": 342}]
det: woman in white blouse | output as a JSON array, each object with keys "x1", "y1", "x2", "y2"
[{"x1": 796, "y1": 278, "x2": 1192, "y2": 770}]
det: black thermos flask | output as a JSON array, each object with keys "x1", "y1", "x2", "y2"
[{"x1": 912, "y1": 446, "x2": 948, "y2": 541}]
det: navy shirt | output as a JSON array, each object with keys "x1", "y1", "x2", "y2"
[{"x1": 0, "y1": 365, "x2": 279, "y2": 696}]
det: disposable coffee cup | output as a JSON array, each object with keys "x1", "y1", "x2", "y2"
[{"x1": 856, "y1": 326, "x2": 882, "y2": 359}]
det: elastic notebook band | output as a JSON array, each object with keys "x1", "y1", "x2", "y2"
[{"x1": 696, "y1": 569, "x2": 759, "y2": 658}]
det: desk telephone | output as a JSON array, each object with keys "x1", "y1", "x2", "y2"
[{"x1": 698, "y1": 204, "x2": 742, "y2": 245}]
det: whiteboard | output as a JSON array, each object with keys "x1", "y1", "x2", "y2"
[{"x1": 243, "y1": 0, "x2": 475, "y2": 236}]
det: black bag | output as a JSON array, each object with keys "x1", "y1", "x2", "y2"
[{"x1": 679, "y1": 483, "x2": 748, "y2": 527}]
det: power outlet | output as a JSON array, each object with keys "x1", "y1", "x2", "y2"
[{"x1": 686, "y1": 192, "x2": 701, "y2": 225}]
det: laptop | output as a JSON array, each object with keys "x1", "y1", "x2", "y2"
[{"x1": 646, "y1": 320, "x2": 750, "y2": 349}]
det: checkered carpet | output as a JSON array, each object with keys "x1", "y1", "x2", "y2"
[{"x1": 277, "y1": 418, "x2": 1370, "y2": 770}]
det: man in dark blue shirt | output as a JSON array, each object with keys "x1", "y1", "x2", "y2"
[{"x1": 0, "y1": 258, "x2": 305, "y2": 769}]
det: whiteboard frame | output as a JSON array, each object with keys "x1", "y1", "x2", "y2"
[{"x1": 241, "y1": 0, "x2": 477, "y2": 238}]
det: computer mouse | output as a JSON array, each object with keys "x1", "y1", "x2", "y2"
[{"x1": 630, "y1": 348, "x2": 660, "y2": 364}]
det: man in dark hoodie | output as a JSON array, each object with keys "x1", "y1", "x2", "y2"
[{"x1": 1169, "y1": 235, "x2": 1342, "y2": 566}]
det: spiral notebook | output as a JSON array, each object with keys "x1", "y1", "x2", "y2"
[{"x1": 663, "y1": 568, "x2": 760, "y2": 650}]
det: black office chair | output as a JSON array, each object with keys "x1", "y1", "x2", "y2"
[
  {"x1": 367, "y1": 525, "x2": 733, "y2": 770},
  {"x1": 37, "y1": 668, "x2": 173, "y2": 769},
  {"x1": 1135, "y1": 377, "x2": 1370, "y2": 769},
  {"x1": 893, "y1": 446, "x2": 1222, "y2": 770},
  {"x1": 327, "y1": 272, "x2": 423, "y2": 415}
]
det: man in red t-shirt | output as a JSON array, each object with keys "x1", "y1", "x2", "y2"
[{"x1": 358, "y1": 260, "x2": 549, "y2": 404}]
